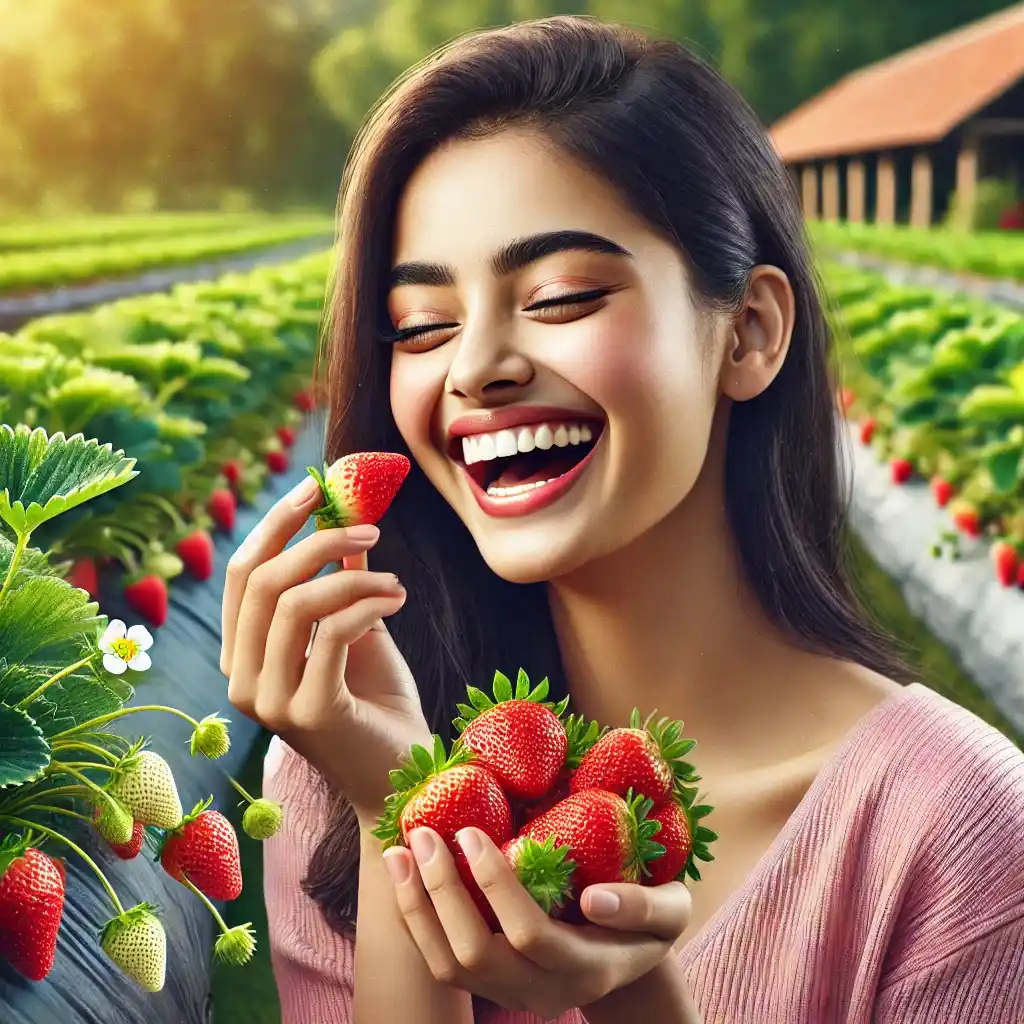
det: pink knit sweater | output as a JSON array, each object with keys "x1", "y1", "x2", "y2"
[{"x1": 262, "y1": 683, "x2": 1024, "y2": 1022}]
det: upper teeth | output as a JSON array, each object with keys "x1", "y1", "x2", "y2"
[{"x1": 461, "y1": 422, "x2": 594, "y2": 465}]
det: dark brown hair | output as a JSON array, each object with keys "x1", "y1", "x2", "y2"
[{"x1": 303, "y1": 15, "x2": 904, "y2": 933}]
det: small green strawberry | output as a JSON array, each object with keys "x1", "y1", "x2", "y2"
[
  {"x1": 242, "y1": 798, "x2": 283, "y2": 841},
  {"x1": 93, "y1": 795, "x2": 134, "y2": 847},
  {"x1": 190, "y1": 714, "x2": 232, "y2": 759},
  {"x1": 112, "y1": 749, "x2": 182, "y2": 829},
  {"x1": 307, "y1": 452, "x2": 411, "y2": 529},
  {"x1": 101, "y1": 903, "x2": 166, "y2": 992}
]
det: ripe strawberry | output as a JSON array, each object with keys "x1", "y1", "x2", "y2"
[
  {"x1": 502, "y1": 834, "x2": 576, "y2": 915},
  {"x1": 112, "y1": 750, "x2": 183, "y2": 829},
  {"x1": 454, "y1": 669, "x2": 570, "y2": 802},
  {"x1": 276, "y1": 425, "x2": 297, "y2": 448},
  {"x1": 0, "y1": 839, "x2": 65, "y2": 981},
  {"x1": 308, "y1": 452, "x2": 411, "y2": 529},
  {"x1": 858, "y1": 417, "x2": 876, "y2": 445},
  {"x1": 208, "y1": 488, "x2": 237, "y2": 533},
  {"x1": 266, "y1": 449, "x2": 289, "y2": 474},
  {"x1": 642, "y1": 789, "x2": 717, "y2": 886},
  {"x1": 160, "y1": 800, "x2": 242, "y2": 901},
  {"x1": 101, "y1": 904, "x2": 166, "y2": 992},
  {"x1": 67, "y1": 557, "x2": 99, "y2": 598},
  {"x1": 991, "y1": 541, "x2": 1018, "y2": 588},
  {"x1": 47, "y1": 856, "x2": 67, "y2": 886},
  {"x1": 1017, "y1": 562, "x2": 1024, "y2": 589},
  {"x1": 110, "y1": 820, "x2": 145, "y2": 860},
  {"x1": 519, "y1": 789, "x2": 664, "y2": 891},
  {"x1": 931, "y1": 476, "x2": 955, "y2": 508},
  {"x1": 373, "y1": 736, "x2": 513, "y2": 926},
  {"x1": 176, "y1": 529, "x2": 215, "y2": 581},
  {"x1": 951, "y1": 502, "x2": 982, "y2": 538},
  {"x1": 294, "y1": 388, "x2": 316, "y2": 412},
  {"x1": 840, "y1": 387, "x2": 856, "y2": 414},
  {"x1": 571, "y1": 708, "x2": 699, "y2": 805},
  {"x1": 890, "y1": 458, "x2": 913, "y2": 484},
  {"x1": 123, "y1": 575, "x2": 169, "y2": 628},
  {"x1": 221, "y1": 459, "x2": 242, "y2": 488}
]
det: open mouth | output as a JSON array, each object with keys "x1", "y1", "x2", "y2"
[{"x1": 450, "y1": 419, "x2": 603, "y2": 507}]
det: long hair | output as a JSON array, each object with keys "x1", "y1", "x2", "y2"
[{"x1": 303, "y1": 15, "x2": 905, "y2": 933}]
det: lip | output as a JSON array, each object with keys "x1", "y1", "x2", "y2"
[
  {"x1": 462, "y1": 435, "x2": 602, "y2": 519},
  {"x1": 447, "y1": 405, "x2": 601, "y2": 440}
]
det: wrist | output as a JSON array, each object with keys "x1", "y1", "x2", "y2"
[{"x1": 583, "y1": 955, "x2": 700, "y2": 1024}]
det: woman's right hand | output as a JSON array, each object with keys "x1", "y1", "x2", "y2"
[{"x1": 220, "y1": 474, "x2": 432, "y2": 825}]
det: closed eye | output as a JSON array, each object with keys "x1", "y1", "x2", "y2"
[{"x1": 522, "y1": 287, "x2": 610, "y2": 312}]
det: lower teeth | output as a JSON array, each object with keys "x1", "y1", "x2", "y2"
[{"x1": 486, "y1": 478, "x2": 559, "y2": 497}]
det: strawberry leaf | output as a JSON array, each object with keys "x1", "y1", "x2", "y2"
[
  {"x1": 492, "y1": 671, "x2": 514, "y2": 703},
  {"x1": 514, "y1": 668, "x2": 530, "y2": 700},
  {"x1": 466, "y1": 687, "x2": 494, "y2": 714},
  {"x1": 0, "y1": 704, "x2": 51, "y2": 787}
]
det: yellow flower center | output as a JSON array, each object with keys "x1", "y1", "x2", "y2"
[{"x1": 111, "y1": 638, "x2": 140, "y2": 663}]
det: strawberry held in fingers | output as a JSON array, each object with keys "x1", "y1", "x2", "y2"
[
  {"x1": 519, "y1": 788, "x2": 665, "y2": 890},
  {"x1": 454, "y1": 668, "x2": 570, "y2": 802},
  {"x1": 160, "y1": 799, "x2": 243, "y2": 901},
  {"x1": 502, "y1": 834, "x2": 577, "y2": 915},
  {"x1": 643, "y1": 788, "x2": 717, "y2": 885},
  {"x1": 571, "y1": 708, "x2": 698, "y2": 805},
  {"x1": 0, "y1": 838, "x2": 66, "y2": 981},
  {"x1": 308, "y1": 451, "x2": 411, "y2": 529}
]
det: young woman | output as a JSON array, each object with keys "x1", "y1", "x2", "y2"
[{"x1": 220, "y1": 16, "x2": 1024, "y2": 1024}]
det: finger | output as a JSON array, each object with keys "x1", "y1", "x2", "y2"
[
  {"x1": 383, "y1": 846, "x2": 465, "y2": 988},
  {"x1": 290, "y1": 592, "x2": 407, "y2": 724},
  {"x1": 343, "y1": 550, "x2": 369, "y2": 571},
  {"x1": 455, "y1": 828, "x2": 565, "y2": 968},
  {"x1": 580, "y1": 881, "x2": 692, "y2": 942},
  {"x1": 226, "y1": 526, "x2": 380, "y2": 706},
  {"x1": 249, "y1": 571, "x2": 406, "y2": 726},
  {"x1": 220, "y1": 475, "x2": 323, "y2": 674},
  {"x1": 407, "y1": 828, "x2": 498, "y2": 974}
]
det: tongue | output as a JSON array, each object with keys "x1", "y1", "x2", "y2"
[{"x1": 492, "y1": 449, "x2": 582, "y2": 488}]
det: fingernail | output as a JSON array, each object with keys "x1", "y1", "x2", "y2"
[
  {"x1": 585, "y1": 889, "x2": 621, "y2": 919},
  {"x1": 290, "y1": 476, "x2": 320, "y2": 508},
  {"x1": 382, "y1": 848, "x2": 412, "y2": 886},
  {"x1": 456, "y1": 828, "x2": 483, "y2": 864},
  {"x1": 409, "y1": 828, "x2": 438, "y2": 866},
  {"x1": 346, "y1": 524, "x2": 380, "y2": 542}
]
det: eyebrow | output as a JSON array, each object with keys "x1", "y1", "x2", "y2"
[{"x1": 388, "y1": 230, "x2": 633, "y2": 289}]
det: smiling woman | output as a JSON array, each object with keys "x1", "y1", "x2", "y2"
[{"x1": 219, "y1": 14, "x2": 1024, "y2": 1024}]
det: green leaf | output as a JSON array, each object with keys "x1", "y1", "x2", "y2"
[
  {"x1": 466, "y1": 687, "x2": 493, "y2": 713},
  {"x1": 514, "y1": 668, "x2": 530, "y2": 700},
  {"x1": 30, "y1": 669, "x2": 130, "y2": 738},
  {"x1": 0, "y1": 534, "x2": 59, "y2": 589},
  {"x1": 0, "y1": 574, "x2": 102, "y2": 667},
  {"x1": 986, "y1": 447, "x2": 1022, "y2": 494},
  {"x1": 0, "y1": 704, "x2": 51, "y2": 787},
  {"x1": 0, "y1": 424, "x2": 138, "y2": 535},
  {"x1": 492, "y1": 671, "x2": 513, "y2": 703}
]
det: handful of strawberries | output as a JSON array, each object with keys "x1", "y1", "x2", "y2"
[{"x1": 373, "y1": 669, "x2": 717, "y2": 927}]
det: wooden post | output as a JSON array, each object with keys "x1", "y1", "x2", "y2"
[
  {"x1": 846, "y1": 159, "x2": 866, "y2": 222},
  {"x1": 822, "y1": 161, "x2": 840, "y2": 220},
  {"x1": 910, "y1": 151, "x2": 933, "y2": 228},
  {"x1": 801, "y1": 164, "x2": 819, "y2": 220},
  {"x1": 876, "y1": 154, "x2": 896, "y2": 225},
  {"x1": 955, "y1": 130, "x2": 980, "y2": 229}
]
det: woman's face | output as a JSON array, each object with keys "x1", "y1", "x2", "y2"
[{"x1": 387, "y1": 128, "x2": 723, "y2": 583}]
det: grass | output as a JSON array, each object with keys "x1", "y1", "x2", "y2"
[{"x1": 211, "y1": 539, "x2": 1020, "y2": 1023}]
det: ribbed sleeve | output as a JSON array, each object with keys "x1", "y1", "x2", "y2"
[{"x1": 265, "y1": 684, "x2": 1024, "y2": 1024}]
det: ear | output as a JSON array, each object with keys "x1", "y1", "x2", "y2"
[{"x1": 719, "y1": 265, "x2": 795, "y2": 402}]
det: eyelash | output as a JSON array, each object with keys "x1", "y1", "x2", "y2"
[{"x1": 382, "y1": 287, "x2": 611, "y2": 345}]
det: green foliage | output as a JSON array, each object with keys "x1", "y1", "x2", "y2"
[{"x1": 0, "y1": 705, "x2": 51, "y2": 788}]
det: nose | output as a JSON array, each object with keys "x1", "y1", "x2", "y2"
[{"x1": 444, "y1": 319, "x2": 534, "y2": 400}]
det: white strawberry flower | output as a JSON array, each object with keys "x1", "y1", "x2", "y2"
[{"x1": 100, "y1": 619, "x2": 154, "y2": 675}]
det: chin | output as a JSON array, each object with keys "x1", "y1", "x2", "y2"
[{"x1": 473, "y1": 527, "x2": 598, "y2": 585}]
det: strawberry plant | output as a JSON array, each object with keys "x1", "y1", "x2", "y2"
[{"x1": 0, "y1": 424, "x2": 282, "y2": 989}]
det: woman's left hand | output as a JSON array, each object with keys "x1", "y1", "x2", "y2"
[{"x1": 382, "y1": 825, "x2": 693, "y2": 1019}]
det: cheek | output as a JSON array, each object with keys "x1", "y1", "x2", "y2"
[{"x1": 389, "y1": 354, "x2": 445, "y2": 459}]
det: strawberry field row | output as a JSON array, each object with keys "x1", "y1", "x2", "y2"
[
  {"x1": 0, "y1": 217, "x2": 333, "y2": 296},
  {"x1": 0, "y1": 212, "x2": 283, "y2": 254},
  {"x1": 829, "y1": 261, "x2": 1024, "y2": 588},
  {"x1": 1, "y1": 249, "x2": 331, "y2": 625},
  {"x1": 813, "y1": 221, "x2": 1024, "y2": 283}
]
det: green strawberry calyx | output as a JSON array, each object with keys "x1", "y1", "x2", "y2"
[
  {"x1": 100, "y1": 901, "x2": 161, "y2": 948},
  {"x1": 623, "y1": 788, "x2": 666, "y2": 880},
  {"x1": 453, "y1": 668, "x2": 570, "y2": 733},
  {"x1": 675, "y1": 785, "x2": 718, "y2": 884},
  {"x1": 214, "y1": 922, "x2": 258, "y2": 966},
  {"x1": 371, "y1": 734, "x2": 474, "y2": 850},
  {"x1": 564, "y1": 712, "x2": 608, "y2": 768},
  {"x1": 0, "y1": 830, "x2": 34, "y2": 879},
  {"x1": 508, "y1": 835, "x2": 577, "y2": 915},
  {"x1": 630, "y1": 707, "x2": 702, "y2": 789},
  {"x1": 306, "y1": 462, "x2": 350, "y2": 529}
]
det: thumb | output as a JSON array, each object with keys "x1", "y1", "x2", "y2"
[{"x1": 580, "y1": 881, "x2": 692, "y2": 942}]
